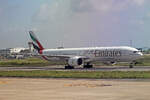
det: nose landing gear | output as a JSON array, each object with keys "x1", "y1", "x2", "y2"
[
  {"x1": 129, "y1": 64, "x2": 133, "y2": 68},
  {"x1": 83, "y1": 63, "x2": 93, "y2": 69},
  {"x1": 129, "y1": 61, "x2": 136, "y2": 68}
]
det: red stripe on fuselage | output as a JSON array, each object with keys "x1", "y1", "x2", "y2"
[
  {"x1": 39, "y1": 50, "x2": 49, "y2": 60},
  {"x1": 39, "y1": 50, "x2": 43, "y2": 54},
  {"x1": 42, "y1": 56, "x2": 49, "y2": 60}
]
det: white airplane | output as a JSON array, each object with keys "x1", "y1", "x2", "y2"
[{"x1": 29, "y1": 31, "x2": 143, "y2": 69}]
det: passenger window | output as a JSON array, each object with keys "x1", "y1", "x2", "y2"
[{"x1": 133, "y1": 51, "x2": 137, "y2": 53}]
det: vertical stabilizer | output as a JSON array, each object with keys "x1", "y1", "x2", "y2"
[{"x1": 29, "y1": 31, "x2": 44, "y2": 53}]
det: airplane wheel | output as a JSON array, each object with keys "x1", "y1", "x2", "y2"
[
  {"x1": 129, "y1": 64, "x2": 133, "y2": 68},
  {"x1": 84, "y1": 65, "x2": 93, "y2": 69},
  {"x1": 65, "y1": 66, "x2": 74, "y2": 69}
]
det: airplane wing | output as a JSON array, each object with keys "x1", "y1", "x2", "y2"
[{"x1": 32, "y1": 54, "x2": 90, "y2": 62}]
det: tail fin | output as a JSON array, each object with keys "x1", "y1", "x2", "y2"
[{"x1": 29, "y1": 31, "x2": 44, "y2": 53}]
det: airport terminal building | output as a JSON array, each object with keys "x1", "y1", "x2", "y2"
[{"x1": 0, "y1": 47, "x2": 31, "y2": 59}]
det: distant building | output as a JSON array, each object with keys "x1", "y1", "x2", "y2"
[
  {"x1": 10, "y1": 48, "x2": 27, "y2": 54},
  {"x1": 0, "y1": 48, "x2": 11, "y2": 55},
  {"x1": 0, "y1": 48, "x2": 11, "y2": 59},
  {"x1": 0, "y1": 47, "x2": 31, "y2": 59},
  {"x1": 28, "y1": 42, "x2": 34, "y2": 52},
  {"x1": 0, "y1": 41, "x2": 41, "y2": 59}
]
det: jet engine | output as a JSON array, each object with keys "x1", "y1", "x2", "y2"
[{"x1": 68, "y1": 56, "x2": 83, "y2": 66}]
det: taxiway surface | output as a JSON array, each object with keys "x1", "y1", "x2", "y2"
[
  {"x1": 0, "y1": 66, "x2": 150, "y2": 71},
  {"x1": 0, "y1": 78, "x2": 150, "y2": 100}
]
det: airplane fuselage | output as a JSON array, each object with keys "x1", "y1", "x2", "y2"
[{"x1": 42, "y1": 46, "x2": 143, "y2": 63}]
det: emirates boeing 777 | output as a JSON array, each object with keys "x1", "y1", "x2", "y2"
[{"x1": 29, "y1": 31, "x2": 143, "y2": 69}]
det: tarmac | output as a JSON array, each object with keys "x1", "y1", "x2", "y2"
[
  {"x1": 0, "y1": 66, "x2": 150, "y2": 71},
  {"x1": 0, "y1": 78, "x2": 150, "y2": 100},
  {"x1": 0, "y1": 66, "x2": 150, "y2": 100}
]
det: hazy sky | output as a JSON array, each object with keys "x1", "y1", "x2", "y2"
[{"x1": 0, "y1": 0, "x2": 150, "y2": 49}]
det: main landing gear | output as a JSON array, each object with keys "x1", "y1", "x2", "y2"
[
  {"x1": 65, "y1": 65, "x2": 74, "y2": 69},
  {"x1": 129, "y1": 64, "x2": 133, "y2": 68},
  {"x1": 83, "y1": 63, "x2": 93, "y2": 69},
  {"x1": 65, "y1": 62, "x2": 93, "y2": 69}
]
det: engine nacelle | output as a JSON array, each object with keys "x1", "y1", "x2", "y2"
[{"x1": 68, "y1": 56, "x2": 83, "y2": 66}]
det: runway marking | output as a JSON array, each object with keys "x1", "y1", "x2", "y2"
[
  {"x1": 64, "y1": 82, "x2": 112, "y2": 88},
  {"x1": 0, "y1": 80, "x2": 8, "y2": 84}
]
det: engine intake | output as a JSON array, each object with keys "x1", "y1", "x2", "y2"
[{"x1": 68, "y1": 57, "x2": 83, "y2": 66}]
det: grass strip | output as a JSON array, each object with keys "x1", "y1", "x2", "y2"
[
  {"x1": 0, "y1": 58, "x2": 65, "y2": 67},
  {"x1": 0, "y1": 71, "x2": 150, "y2": 79}
]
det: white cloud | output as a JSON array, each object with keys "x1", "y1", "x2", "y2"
[
  {"x1": 32, "y1": 0, "x2": 147, "y2": 48},
  {"x1": 35, "y1": 0, "x2": 147, "y2": 21},
  {"x1": 133, "y1": 0, "x2": 145, "y2": 6},
  {"x1": 35, "y1": 1, "x2": 72, "y2": 22},
  {"x1": 147, "y1": 13, "x2": 150, "y2": 17},
  {"x1": 89, "y1": 0, "x2": 146, "y2": 12},
  {"x1": 0, "y1": 8, "x2": 3, "y2": 16},
  {"x1": 36, "y1": 4, "x2": 49, "y2": 21},
  {"x1": 138, "y1": 20, "x2": 144, "y2": 25}
]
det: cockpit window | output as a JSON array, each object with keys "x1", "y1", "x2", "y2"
[{"x1": 133, "y1": 51, "x2": 139, "y2": 53}]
